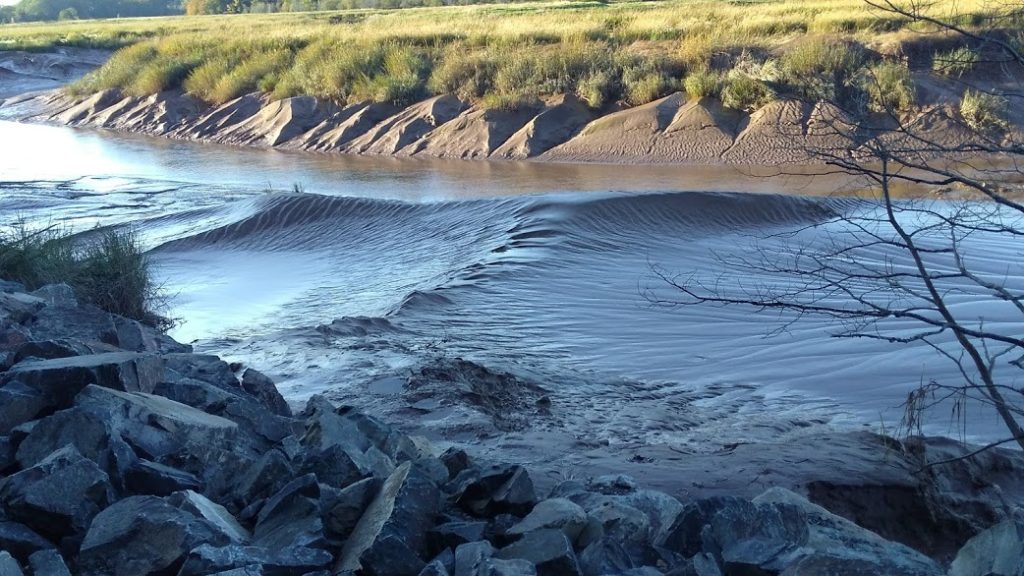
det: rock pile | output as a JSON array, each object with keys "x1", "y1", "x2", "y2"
[{"x1": 0, "y1": 279, "x2": 1020, "y2": 576}]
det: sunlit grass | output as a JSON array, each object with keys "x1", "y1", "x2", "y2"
[{"x1": 1, "y1": 0, "x2": 1010, "y2": 112}]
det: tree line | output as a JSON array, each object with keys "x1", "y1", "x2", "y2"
[{"x1": 1, "y1": 0, "x2": 180, "y2": 22}]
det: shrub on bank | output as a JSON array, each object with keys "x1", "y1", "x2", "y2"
[
  {"x1": 781, "y1": 37, "x2": 865, "y2": 102},
  {"x1": 0, "y1": 226, "x2": 166, "y2": 327},
  {"x1": 932, "y1": 46, "x2": 978, "y2": 77},
  {"x1": 684, "y1": 69, "x2": 722, "y2": 98},
  {"x1": 862, "y1": 61, "x2": 916, "y2": 112},
  {"x1": 960, "y1": 89, "x2": 1008, "y2": 132}
]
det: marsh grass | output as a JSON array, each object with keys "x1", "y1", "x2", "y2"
[
  {"x1": 0, "y1": 225, "x2": 165, "y2": 326},
  {"x1": 960, "y1": 89, "x2": 1007, "y2": 132},
  {"x1": 4, "y1": 0, "x2": 1008, "y2": 111}
]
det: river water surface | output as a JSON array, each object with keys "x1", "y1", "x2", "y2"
[{"x1": 1, "y1": 118, "x2": 1020, "y2": 459}]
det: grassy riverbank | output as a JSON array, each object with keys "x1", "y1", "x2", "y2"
[{"x1": 1, "y1": 0, "x2": 1015, "y2": 113}]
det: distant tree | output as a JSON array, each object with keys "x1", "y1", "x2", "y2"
[{"x1": 57, "y1": 6, "x2": 77, "y2": 19}]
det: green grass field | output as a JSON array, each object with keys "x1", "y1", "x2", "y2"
[{"x1": 0, "y1": 0, "x2": 1013, "y2": 112}]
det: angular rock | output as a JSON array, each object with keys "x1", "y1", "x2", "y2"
[
  {"x1": 300, "y1": 444, "x2": 371, "y2": 489},
  {"x1": 253, "y1": 474, "x2": 327, "y2": 551},
  {"x1": 15, "y1": 406, "x2": 116, "y2": 468},
  {"x1": 0, "y1": 522, "x2": 53, "y2": 562},
  {"x1": 755, "y1": 487, "x2": 943, "y2": 576},
  {"x1": 700, "y1": 498, "x2": 809, "y2": 573},
  {"x1": 497, "y1": 528, "x2": 582, "y2": 576},
  {"x1": 177, "y1": 544, "x2": 332, "y2": 576},
  {"x1": 0, "y1": 445, "x2": 114, "y2": 541},
  {"x1": 77, "y1": 495, "x2": 233, "y2": 576},
  {"x1": 336, "y1": 462, "x2": 442, "y2": 576},
  {"x1": 658, "y1": 497, "x2": 745, "y2": 557},
  {"x1": 234, "y1": 449, "x2": 295, "y2": 504},
  {"x1": 241, "y1": 368, "x2": 291, "y2": 417},
  {"x1": 429, "y1": 521, "x2": 488, "y2": 554},
  {"x1": 0, "y1": 291, "x2": 44, "y2": 325},
  {"x1": 0, "y1": 552, "x2": 23, "y2": 576},
  {"x1": 29, "y1": 284, "x2": 76, "y2": 308},
  {"x1": 323, "y1": 477, "x2": 381, "y2": 540},
  {"x1": 0, "y1": 437, "x2": 11, "y2": 474},
  {"x1": 508, "y1": 498, "x2": 587, "y2": 540},
  {"x1": 170, "y1": 490, "x2": 251, "y2": 544},
  {"x1": 27, "y1": 550, "x2": 71, "y2": 576},
  {"x1": 440, "y1": 448, "x2": 472, "y2": 480},
  {"x1": 125, "y1": 459, "x2": 203, "y2": 496},
  {"x1": 10, "y1": 339, "x2": 91, "y2": 365},
  {"x1": 162, "y1": 353, "x2": 241, "y2": 392},
  {"x1": 0, "y1": 382, "x2": 48, "y2": 435},
  {"x1": 3, "y1": 352, "x2": 162, "y2": 410},
  {"x1": 451, "y1": 464, "x2": 536, "y2": 517},
  {"x1": 946, "y1": 518, "x2": 1023, "y2": 576},
  {"x1": 74, "y1": 384, "x2": 238, "y2": 464}
]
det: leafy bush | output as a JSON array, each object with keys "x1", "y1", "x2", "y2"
[
  {"x1": 932, "y1": 46, "x2": 978, "y2": 77},
  {"x1": 862, "y1": 61, "x2": 916, "y2": 112},
  {"x1": 721, "y1": 68, "x2": 775, "y2": 111},
  {"x1": 0, "y1": 227, "x2": 165, "y2": 326},
  {"x1": 960, "y1": 89, "x2": 1008, "y2": 131},
  {"x1": 684, "y1": 69, "x2": 721, "y2": 98}
]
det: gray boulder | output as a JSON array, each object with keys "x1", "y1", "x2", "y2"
[
  {"x1": 323, "y1": 477, "x2": 381, "y2": 540},
  {"x1": 241, "y1": 368, "x2": 292, "y2": 417},
  {"x1": 451, "y1": 464, "x2": 537, "y2": 517},
  {"x1": 0, "y1": 436, "x2": 11, "y2": 473},
  {"x1": 27, "y1": 550, "x2": 71, "y2": 576},
  {"x1": 0, "y1": 381, "x2": 48, "y2": 434},
  {"x1": 125, "y1": 459, "x2": 203, "y2": 495},
  {"x1": 755, "y1": 487, "x2": 944, "y2": 576},
  {"x1": 0, "y1": 552, "x2": 23, "y2": 576},
  {"x1": 163, "y1": 353, "x2": 241, "y2": 393},
  {"x1": 170, "y1": 489, "x2": 251, "y2": 544},
  {"x1": 253, "y1": 474, "x2": 327, "y2": 551},
  {"x1": 77, "y1": 495, "x2": 234, "y2": 576},
  {"x1": 3, "y1": 352, "x2": 163, "y2": 409},
  {"x1": 15, "y1": 406, "x2": 117, "y2": 467},
  {"x1": 0, "y1": 291, "x2": 44, "y2": 324},
  {"x1": 948, "y1": 518, "x2": 1024, "y2": 576},
  {"x1": 10, "y1": 339, "x2": 93, "y2": 365},
  {"x1": 497, "y1": 529, "x2": 582, "y2": 576},
  {"x1": 0, "y1": 521, "x2": 53, "y2": 562},
  {"x1": 74, "y1": 384, "x2": 238, "y2": 464},
  {"x1": 0, "y1": 445, "x2": 114, "y2": 540},
  {"x1": 29, "y1": 284, "x2": 76, "y2": 308},
  {"x1": 508, "y1": 498, "x2": 587, "y2": 541},
  {"x1": 336, "y1": 462, "x2": 442, "y2": 576},
  {"x1": 234, "y1": 449, "x2": 295, "y2": 505},
  {"x1": 452, "y1": 541, "x2": 536, "y2": 576},
  {"x1": 177, "y1": 544, "x2": 333, "y2": 576},
  {"x1": 702, "y1": 498, "x2": 809, "y2": 573},
  {"x1": 429, "y1": 521, "x2": 488, "y2": 553}
]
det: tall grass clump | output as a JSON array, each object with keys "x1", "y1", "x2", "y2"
[
  {"x1": 619, "y1": 54, "x2": 681, "y2": 106},
  {"x1": 862, "y1": 61, "x2": 916, "y2": 112},
  {"x1": 932, "y1": 46, "x2": 978, "y2": 77},
  {"x1": 684, "y1": 69, "x2": 722, "y2": 98},
  {"x1": 782, "y1": 37, "x2": 865, "y2": 103},
  {"x1": 428, "y1": 48, "x2": 497, "y2": 100},
  {"x1": 960, "y1": 89, "x2": 1008, "y2": 131},
  {"x1": 0, "y1": 227, "x2": 165, "y2": 326},
  {"x1": 722, "y1": 71, "x2": 775, "y2": 111}
]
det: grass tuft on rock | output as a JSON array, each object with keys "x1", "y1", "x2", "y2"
[{"x1": 0, "y1": 226, "x2": 167, "y2": 328}]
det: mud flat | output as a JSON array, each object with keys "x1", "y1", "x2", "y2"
[{"x1": 5, "y1": 77, "x2": 1018, "y2": 169}]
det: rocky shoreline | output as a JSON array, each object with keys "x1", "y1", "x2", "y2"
[{"x1": 1, "y1": 279, "x2": 1023, "y2": 575}]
